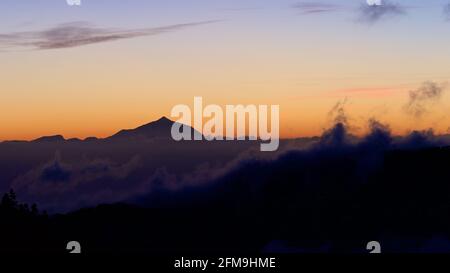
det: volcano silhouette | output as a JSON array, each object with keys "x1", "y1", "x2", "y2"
[{"x1": 109, "y1": 116, "x2": 202, "y2": 140}]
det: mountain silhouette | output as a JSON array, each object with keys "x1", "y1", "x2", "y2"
[
  {"x1": 109, "y1": 116, "x2": 202, "y2": 140},
  {"x1": 32, "y1": 135, "x2": 65, "y2": 143},
  {"x1": 0, "y1": 116, "x2": 202, "y2": 144}
]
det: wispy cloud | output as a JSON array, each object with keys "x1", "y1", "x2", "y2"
[
  {"x1": 404, "y1": 81, "x2": 447, "y2": 118},
  {"x1": 0, "y1": 20, "x2": 220, "y2": 51},
  {"x1": 357, "y1": 1, "x2": 406, "y2": 24},
  {"x1": 292, "y1": 2, "x2": 341, "y2": 14}
]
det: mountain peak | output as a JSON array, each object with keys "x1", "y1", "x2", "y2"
[
  {"x1": 137, "y1": 116, "x2": 174, "y2": 129},
  {"x1": 110, "y1": 117, "x2": 175, "y2": 139},
  {"x1": 156, "y1": 116, "x2": 171, "y2": 122}
]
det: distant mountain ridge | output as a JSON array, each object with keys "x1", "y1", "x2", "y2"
[
  {"x1": 6, "y1": 116, "x2": 450, "y2": 144},
  {"x1": 32, "y1": 135, "x2": 65, "y2": 143},
  {"x1": 1, "y1": 116, "x2": 202, "y2": 143}
]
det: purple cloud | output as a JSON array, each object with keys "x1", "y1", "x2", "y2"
[{"x1": 0, "y1": 20, "x2": 220, "y2": 50}]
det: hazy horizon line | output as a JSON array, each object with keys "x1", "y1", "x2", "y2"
[{"x1": 1, "y1": 115, "x2": 449, "y2": 143}]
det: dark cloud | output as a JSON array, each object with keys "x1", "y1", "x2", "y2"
[
  {"x1": 0, "y1": 20, "x2": 219, "y2": 50},
  {"x1": 444, "y1": 3, "x2": 450, "y2": 21},
  {"x1": 357, "y1": 1, "x2": 406, "y2": 24},
  {"x1": 404, "y1": 81, "x2": 447, "y2": 118},
  {"x1": 361, "y1": 118, "x2": 392, "y2": 150},
  {"x1": 400, "y1": 129, "x2": 440, "y2": 149},
  {"x1": 292, "y1": 2, "x2": 341, "y2": 14}
]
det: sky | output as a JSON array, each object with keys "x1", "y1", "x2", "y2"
[{"x1": 1, "y1": 0, "x2": 450, "y2": 140}]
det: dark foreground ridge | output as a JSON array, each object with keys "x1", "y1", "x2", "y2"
[{"x1": 2, "y1": 145, "x2": 450, "y2": 253}]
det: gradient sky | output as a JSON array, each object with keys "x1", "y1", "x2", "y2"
[{"x1": 1, "y1": 0, "x2": 450, "y2": 141}]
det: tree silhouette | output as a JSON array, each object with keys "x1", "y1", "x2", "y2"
[
  {"x1": 31, "y1": 204, "x2": 38, "y2": 216},
  {"x1": 0, "y1": 189, "x2": 42, "y2": 216},
  {"x1": 1, "y1": 189, "x2": 19, "y2": 211},
  {"x1": 0, "y1": 189, "x2": 53, "y2": 253}
]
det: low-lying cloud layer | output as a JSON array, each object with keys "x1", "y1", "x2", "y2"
[
  {"x1": 0, "y1": 21, "x2": 219, "y2": 50},
  {"x1": 9, "y1": 115, "x2": 450, "y2": 213},
  {"x1": 11, "y1": 155, "x2": 142, "y2": 212}
]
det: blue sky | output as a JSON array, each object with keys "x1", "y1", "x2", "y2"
[{"x1": 1, "y1": 0, "x2": 449, "y2": 28}]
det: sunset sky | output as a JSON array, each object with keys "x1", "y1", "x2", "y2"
[{"x1": 1, "y1": 0, "x2": 450, "y2": 141}]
